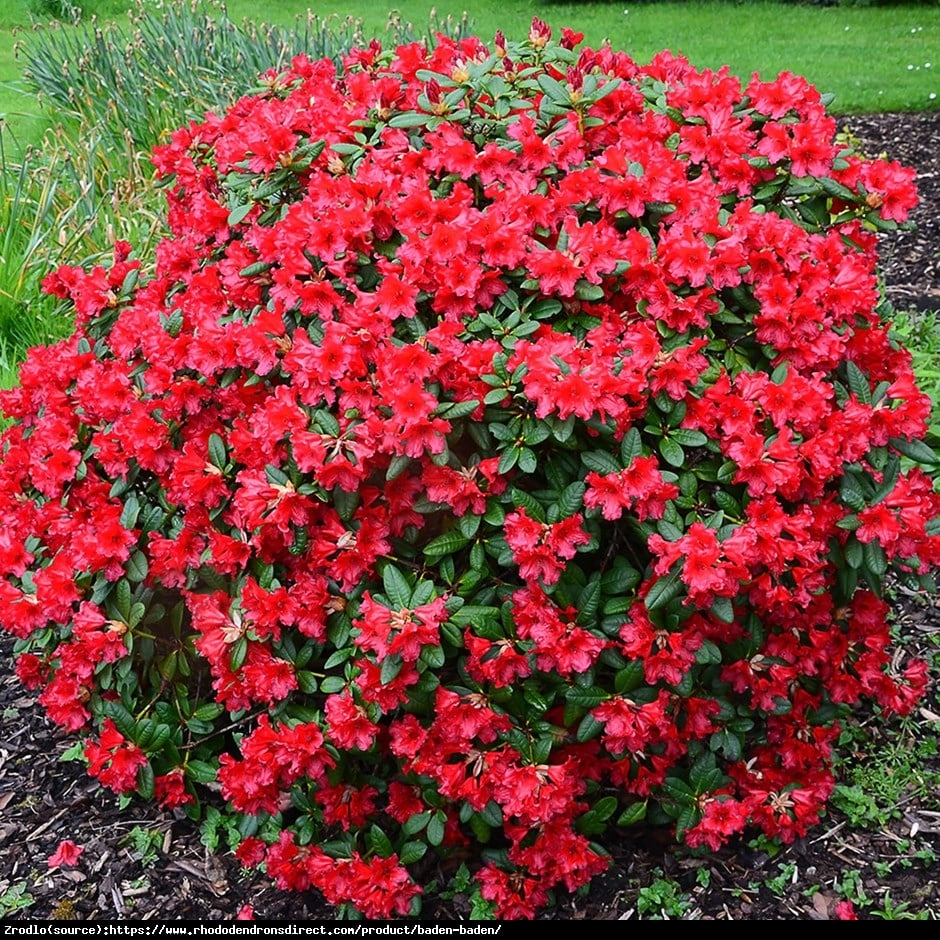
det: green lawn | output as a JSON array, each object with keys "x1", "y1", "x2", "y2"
[{"x1": 0, "y1": 0, "x2": 938, "y2": 149}]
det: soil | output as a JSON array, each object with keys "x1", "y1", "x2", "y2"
[{"x1": 0, "y1": 110, "x2": 939, "y2": 923}]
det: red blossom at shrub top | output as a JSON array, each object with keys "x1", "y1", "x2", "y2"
[{"x1": 0, "y1": 18, "x2": 938, "y2": 920}]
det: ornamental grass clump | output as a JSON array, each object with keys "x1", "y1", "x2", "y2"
[{"x1": 2, "y1": 21, "x2": 939, "y2": 919}]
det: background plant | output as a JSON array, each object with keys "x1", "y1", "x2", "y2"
[
  {"x1": 18, "y1": 0, "x2": 471, "y2": 157},
  {"x1": 891, "y1": 307, "x2": 940, "y2": 445}
]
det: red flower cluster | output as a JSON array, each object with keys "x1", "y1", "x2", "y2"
[{"x1": 1, "y1": 20, "x2": 937, "y2": 919}]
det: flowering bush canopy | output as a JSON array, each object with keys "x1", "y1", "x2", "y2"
[{"x1": 2, "y1": 20, "x2": 939, "y2": 919}]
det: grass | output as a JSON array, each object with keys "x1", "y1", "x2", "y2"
[
  {"x1": 892, "y1": 307, "x2": 940, "y2": 443},
  {"x1": 15, "y1": 0, "x2": 471, "y2": 156},
  {"x1": 0, "y1": 127, "x2": 83, "y2": 357},
  {"x1": 0, "y1": 0, "x2": 939, "y2": 151}
]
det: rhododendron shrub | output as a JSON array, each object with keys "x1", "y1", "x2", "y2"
[{"x1": 2, "y1": 22, "x2": 939, "y2": 918}]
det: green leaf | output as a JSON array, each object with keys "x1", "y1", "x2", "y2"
[
  {"x1": 399, "y1": 841, "x2": 428, "y2": 865},
  {"x1": 578, "y1": 796, "x2": 619, "y2": 835},
  {"x1": 469, "y1": 541, "x2": 486, "y2": 572},
  {"x1": 517, "y1": 447, "x2": 538, "y2": 474},
  {"x1": 565, "y1": 686, "x2": 608, "y2": 709},
  {"x1": 709, "y1": 729, "x2": 742, "y2": 762},
  {"x1": 403, "y1": 811, "x2": 431, "y2": 836},
  {"x1": 601, "y1": 558, "x2": 641, "y2": 595},
  {"x1": 426, "y1": 812, "x2": 446, "y2": 847},
  {"x1": 114, "y1": 579, "x2": 132, "y2": 621},
  {"x1": 870, "y1": 455, "x2": 901, "y2": 505},
  {"x1": 659, "y1": 436, "x2": 685, "y2": 468},
  {"x1": 710, "y1": 596, "x2": 735, "y2": 624},
  {"x1": 238, "y1": 260, "x2": 274, "y2": 278},
  {"x1": 380, "y1": 654, "x2": 403, "y2": 685},
  {"x1": 483, "y1": 501, "x2": 505, "y2": 526},
  {"x1": 435, "y1": 399, "x2": 480, "y2": 419},
  {"x1": 185, "y1": 717, "x2": 215, "y2": 736},
  {"x1": 537, "y1": 72, "x2": 570, "y2": 103},
  {"x1": 591, "y1": 796, "x2": 619, "y2": 823},
  {"x1": 577, "y1": 576, "x2": 602, "y2": 626},
  {"x1": 333, "y1": 487, "x2": 359, "y2": 522},
  {"x1": 136, "y1": 762, "x2": 155, "y2": 800},
  {"x1": 382, "y1": 565, "x2": 413, "y2": 610},
  {"x1": 368, "y1": 825, "x2": 394, "y2": 859},
  {"x1": 676, "y1": 805, "x2": 702, "y2": 835},
  {"x1": 388, "y1": 111, "x2": 431, "y2": 128},
  {"x1": 411, "y1": 580, "x2": 436, "y2": 607},
  {"x1": 323, "y1": 646, "x2": 354, "y2": 669},
  {"x1": 120, "y1": 496, "x2": 141, "y2": 530},
  {"x1": 193, "y1": 702, "x2": 224, "y2": 722},
  {"x1": 689, "y1": 756, "x2": 724, "y2": 794},
  {"x1": 845, "y1": 360, "x2": 872, "y2": 404},
  {"x1": 265, "y1": 463, "x2": 290, "y2": 487},
  {"x1": 582, "y1": 450, "x2": 621, "y2": 475},
  {"x1": 644, "y1": 563, "x2": 684, "y2": 612},
  {"x1": 126, "y1": 550, "x2": 148, "y2": 584},
  {"x1": 227, "y1": 203, "x2": 252, "y2": 226},
  {"x1": 819, "y1": 176, "x2": 857, "y2": 201},
  {"x1": 510, "y1": 487, "x2": 546, "y2": 522},
  {"x1": 669, "y1": 428, "x2": 708, "y2": 448},
  {"x1": 420, "y1": 644, "x2": 446, "y2": 670},
  {"x1": 575, "y1": 280, "x2": 605, "y2": 302},
  {"x1": 386, "y1": 454, "x2": 412, "y2": 481},
  {"x1": 497, "y1": 446, "x2": 519, "y2": 475},
  {"x1": 103, "y1": 701, "x2": 137, "y2": 741},
  {"x1": 449, "y1": 605, "x2": 502, "y2": 630},
  {"x1": 557, "y1": 482, "x2": 586, "y2": 517},
  {"x1": 207, "y1": 433, "x2": 228, "y2": 470},
  {"x1": 423, "y1": 531, "x2": 470, "y2": 558},
  {"x1": 576, "y1": 713, "x2": 604, "y2": 743},
  {"x1": 458, "y1": 513, "x2": 482, "y2": 540},
  {"x1": 862, "y1": 539, "x2": 888, "y2": 576},
  {"x1": 186, "y1": 760, "x2": 218, "y2": 785},
  {"x1": 617, "y1": 801, "x2": 648, "y2": 827},
  {"x1": 844, "y1": 537, "x2": 864, "y2": 569},
  {"x1": 479, "y1": 801, "x2": 503, "y2": 828},
  {"x1": 662, "y1": 776, "x2": 695, "y2": 803},
  {"x1": 551, "y1": 414, "x2": 577, "y2": 443},
  {"x1": 229, "y1": 635, "x2": 248, "y2": 671},
  {"x1": 695, "y1": 639, "x2": 723, "y2": 666},
  {"x1": 840, "y1": 471, "x2": 869, "y2": 511},
  {"x1": 614, "y1": 660, "x2": 645, "y2": 694},
  {"x1": 889, "y1": 436, "x2": 939, "y2": 466},
  {"x1": 621, "y1": 427, "x2": 643, "y2": 464}
]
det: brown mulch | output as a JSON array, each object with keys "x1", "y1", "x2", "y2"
[
  {"x1": 846, "y1": 110, "x2": 940, "y2": 313},
  {"x1": 1, "y1": 110, "x2": 939, "y2": 922}
]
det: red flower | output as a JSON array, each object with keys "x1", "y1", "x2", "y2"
[
  {"x1": 84, "y1": 719, "x2": 148, "y2": 794},
  {"x1": 48, "y1": 840, "x2": 84, "y2": 869},
  {"x1": 834, "y1": 900, "x2": 858, "y2": 921},
  {"x1": 154, "y1": 768, "x2": 194, "y2": 809},
  {"x1": 504, "y1": 509, "x2": 590, "y2": 584}
]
